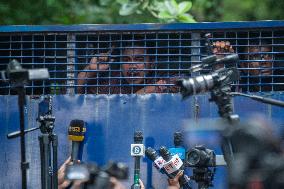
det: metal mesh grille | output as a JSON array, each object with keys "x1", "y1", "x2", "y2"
[
  {"x1": 204, "y1": 31, "x2": 284, "y2": 92},
  {"x1": 0, "y1": 34, "x2": 67, "y2": 95},
  {"x1": 0, "y1": 23, "x2": 283, "y2": 95},
  {"x1": 75, "y1": 32, "x2": 191, "y2": 94}
]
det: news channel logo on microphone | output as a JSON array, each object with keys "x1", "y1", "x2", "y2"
[{"x1": 131, "y1": 144, "x2": 145, "y2": 156}]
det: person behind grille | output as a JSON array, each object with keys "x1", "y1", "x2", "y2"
[
  {"x1": 77, "y1": 46, "x2": 179, "y2": 94},
  {"x1": 211, "y1": 40, "x2": 283, "y2": 92},
  {"x1": 239, "y1": 40, "x2": 283, "y2": 92}
]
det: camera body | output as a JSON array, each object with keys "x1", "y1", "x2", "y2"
[
  {"x1": 185, "y1": 145, "x2": 216, "y2": 167},
  {"x1": 184, "y1": 145, "x2": 216, "y2": 188}
]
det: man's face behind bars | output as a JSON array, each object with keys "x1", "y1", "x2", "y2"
[
  {"x1": 241, "y1": 46, "x2": 273, "y2": 76},
  {"x1": 121, "y1": 48, "x2": 152, "y2": 84}
]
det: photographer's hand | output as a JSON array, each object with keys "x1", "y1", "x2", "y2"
[
  {"x1": 167, "y1": 170, "x2": 183, "y2": 189},
  {"x1": 139, "y1": 179, "x2": 145, "y2": 189},
  {"x1": 58, "y1": 157, "x2": 72, "y2": 189},
  {"x1": 110, "y1": 177, "x2": 126, "y2": 189},
  {"x1": 58, "y1": 157, "x2": 81, "y2": 189}
]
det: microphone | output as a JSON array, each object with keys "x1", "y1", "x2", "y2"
[
  {"x1": 160, "y1": 146, "x2": 192, "y2": 189},
  {"x1": 131, "y1": 131, "x2": 144, "y2": 189},
  {"x1": 159, "y1": 146, "x2": 183, "y2": 176},
  {"x1": 176, "y1": 67, "x2": 239, "y2": 99},
  {"x1": 169, "y1": 132, "x2": 186, "y2": 161},
  {"x1": 145, "y1": 147, "x2": 172, "y2": 178},
  {"x1": 68, "y1": 120, "x2": 86, "y2": 162}
]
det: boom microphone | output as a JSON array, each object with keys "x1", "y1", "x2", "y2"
[{"x1": 68, "y1": 120, "x2": 86, "y2": 162}]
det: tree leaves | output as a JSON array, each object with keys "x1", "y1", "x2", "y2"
[
  {"x1": 177, "y1": 13, "x2": 195, "y2": 23},
  {"x1": 178, "y1": 1, "x2": 192, "y2": 14},
  {"x1": 1, "y1": 0, "x2": 283, "y2": 25},
  {"x1": 119, "y1": 2, "x2": 141, "y2": 16},
  {"x1": 116, "y1": 0, "x2": 196, "y2": 23},
  {"x1": 0, "y1": 0, "x2": 196, "y2": 24}
]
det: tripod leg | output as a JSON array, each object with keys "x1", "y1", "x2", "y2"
[
  {"x1": 39, "y1": 136, "x2": 46, "y2": 189},
  {"x1": 41, "y1": 134, "x2": 51, "y2": 189},
  {"x1": 52, "y1": 134, "x2": 58, "y2": 189},
  {"x1": 46, "y1": 135, "x2": 52, "y2": 189},
  {"x1": 18, "y1": 88, "x2": 28, "y2": 189}
]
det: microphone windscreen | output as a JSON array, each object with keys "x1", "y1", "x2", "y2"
[
  {"x1": 159, "y1": 146, "x2": 171, "y2": 161},
  {"x1": 174, "y1": 132, "x2": 183, "y2": 147},
  {"x1": 145, "y1": 147, "x2": 158, "y2": 161},
  {"x1": 68, "y1": 119, "x2": 86, "y2": 142},
  {"x1": 134, "y1": 131, "x2": 143, "y2": 143}
]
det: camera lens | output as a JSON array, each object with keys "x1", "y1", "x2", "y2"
[{"x1": 186, "y1": 149, "x2": 201, "y2": 166}]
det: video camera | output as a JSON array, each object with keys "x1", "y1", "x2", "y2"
[
  {"x1": 65, "y1": 161, "x2": 129, "y2": 189},
  {"x1": 176, "y1": 53, "x2": 239, "y2": 99},
  {"x1": 176, "y1": 67, "x2": 239, "y2": 99}
]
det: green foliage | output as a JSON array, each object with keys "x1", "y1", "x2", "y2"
[
  {"x1": 222, "y1": 0, "x2": 284, "y2": 21},
  {"x1": 190, "y1": 0, "x2": 223, "y2": 22},
  {"x1": 116, "y1": 0, "x2": 196, "y2": 23},
  {"x1": 0, "y1": 0, "x2": 160, "y2": 24},
  {"x1": 191, "y1": 0, "x2": 284, "y2": 22},
  {"x1": 0, "y1": 0, "x2": 283, "y2": 25}
]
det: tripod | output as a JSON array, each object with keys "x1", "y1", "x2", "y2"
[
  {"x1": 209, "y1": 84, "x2": 239, "y2": 165},
  {"x1": 17, "y1": 86, "x2": 29, "y2": 189},
  {"x1": 37, "y1": 97, "x2": 58, "y2": 189},
  {"x1": 4, "y1": 59, "x2": 50, "y2": 189},
  {"x1": 8, "y1": 96, "x2": 59, "y2": 189},
  {"x1": 191, "y1": 167, "x2": 215, "y2": 189}
]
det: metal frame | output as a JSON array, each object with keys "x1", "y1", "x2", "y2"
[{"x1": 0, "y1": 21, "x2": 283, "y2": 95}]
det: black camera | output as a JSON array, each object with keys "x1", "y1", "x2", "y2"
[
  {"x1": 65, "y1": 161, "x2": 128, "y2": 189},
  {"x1": 185, "y1": 145, "x2": 216, "y2": 167},
  {"x1": 185, "y1": 145, "x2": 216, "y2": 188}
]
